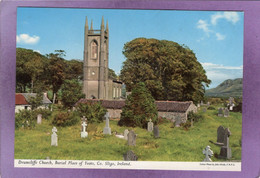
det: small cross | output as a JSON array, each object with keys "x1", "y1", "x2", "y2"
[
  {"x1": 82, "y1": 116, "x2": 87, "y2": 122},
  {"x1": 149, "y1": 118, "x2": 152, "y2": 122},
  {"x1": 52, "y1": 127, "x2": 57, "y2": 133},
  {"x1": 105, "y1": 112, "x2": 110, "y2": 119}
]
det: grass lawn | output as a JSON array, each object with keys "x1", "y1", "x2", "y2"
[{"x1": 15, "y1": 106, "x2": 242, "y2": 162}]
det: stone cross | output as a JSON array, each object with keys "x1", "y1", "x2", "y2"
[
  {"x1": 153, "y1": 125, "x2": 159, "y2": 138},
  {"x1": 203, "y1": 145, "x2": 213, "y2": 162},
  {"x1": 218, "y1": 108, "x2": 224, "y2": 117},
  {"x1": 219, "y1": 128, "x2": 232, "y2": 159},
  {"x1": 123, "y1": 150, "x2": 138, "y2": 161},
  {"x1": 51, "y1": 127, "x2": 58, "y2": 146},
  {"x1": 81, "y1": 116, "x2": 88, "y2": 138},
  {"x1": 124, "y1": 129, "x2": 129, "y2": 140},
  {"x1": 224, "y1": 108, "x2": 229, "y2": 117},
  {"x1": 37, "y1": 114, "x2": 42, "y2": 124},
  {"x1": 103, "y1": 112, "x2": 111, "y2": 135},
  {"x1": 128, "y1": 130, "x2": 136, "y2": 146},
  {"x1": 147, "y1": 119, "x2": 154, "y2": 132}
]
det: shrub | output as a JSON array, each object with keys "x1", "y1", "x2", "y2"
[
  {"x1": 34, "y1": 108, "x2": 52, "y2": 120},
  {"x1": 187, "y1": 111, "x2": 203, "y2": 123},
  {"x1": 52, "y1": 111, "x2": 80, "y2": 127},
  {"x1": 181, "y1": 121, "x2": 191, "y2": 131},
  {"x1": 15, "y1": 109, "x2": 36, "y2": 129},
  {"x1": 118, "y1": 82, "x2": 158, "y2": 128},
  {"x1": 75, "y1": 102, "x2": 107, "y2": 123},
  {"x1": 207, "y1": 106, "x2": 215, "y2": 110}
]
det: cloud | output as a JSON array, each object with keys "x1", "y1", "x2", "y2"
[
  {"x1": 16, "y1": 34, "x2": 40, "y2": 45},
  {"x1": 211, "y1": 12, "x2": 240, "y2": 25},
  {"x1": 197, "y1": 20, "x2": 211, "y2": 36},
  {"x1": 201, "y1": 62, "x2": 243, "y2": 88},
  {"x1": 216, "y1": 33, "x2": 226, "y2": 41}
]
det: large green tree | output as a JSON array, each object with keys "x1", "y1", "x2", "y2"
[
  {"x1": 118, "y1": 82, "x2": 158, "y2": 128},
  {"x1": 120, "y1": 38, "x2": 211, "y2": 102}
]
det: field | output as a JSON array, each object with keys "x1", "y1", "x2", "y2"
[{"x1": 15, "y1": 106, "x2": 242, "y2": 162}]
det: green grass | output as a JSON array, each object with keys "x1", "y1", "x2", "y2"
[{"x1": 15, "y1": 106, "x2": 242, "y2": 162}]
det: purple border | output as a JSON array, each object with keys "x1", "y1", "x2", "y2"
[{"x1": 1, "y1": 1, "x2": 260, "y2": 177}]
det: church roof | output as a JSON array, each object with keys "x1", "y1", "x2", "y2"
[{"x1": 76, "y1": 99, "x2": 193, "y2": 113}]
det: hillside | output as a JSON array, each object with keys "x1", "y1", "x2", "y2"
[{"x1": 205, "y1": 78, "x2": 243, "y2": 97}]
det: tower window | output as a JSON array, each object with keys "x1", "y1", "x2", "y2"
[{"x1": 91, "y1": 41, "x2": 98, "y2": 59}]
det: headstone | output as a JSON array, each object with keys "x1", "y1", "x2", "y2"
[
  {"x1": 219, "y1": 128, "x2": 232, "y2": 159},
  {"x1": 123, "y1": 150, "x2": 138, "y2": 161},
  {"x1": 175, "y1": 115, "x2": 181, "y2": 127},
  {"x1": 224, "y1": 108, "x2": 229, "y2": 117},
  {"x1": 203, "y1": 108, "x2": 207, "y2": 112},
  {"x1": 103, "y1": 112, "x2": 111, "y2": 135},
  {"x1": 153, "y1": 125, "x2": 159, "y2": 138},
  {"x1": 51, "y1": 127, "x2": 58, "y2": 146},
  {"x1": 229, "y1": 105, "x2": 234, "y2": 111},
  {"x1": 218, "y1": 108, "x2": 224, "y2": 117},
  {"x1": 207, "y1": 102, "x2": 210, "y2": 106},
  {"x1": 197, "y1": 104, "x2": 200, "y2": 108},
  {"x1": 203, "y1": 145, "x2": 213, "y2": 162},
  {"x1": 37, "y1": 114, "x2": 42, "y2": 124},
  {"x1": 217, "y1": 125, "x2": 225, "y2": 143},
  {"x1": 201, "y1": 101, "x2": 204, "y2": 105},
  {"x1": 124, "y1": 129, "x2": 129, "y2": 140},
  {"x1": 81, "y1": 116, "x2": 88, "y2": 138},
  {"x1": 128, "y1": 130, "x2": 136, "y2": 146},
  {"x1": 147, "y1": 119, "x2": 154, "y2": 132}
]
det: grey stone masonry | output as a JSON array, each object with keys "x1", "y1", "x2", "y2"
[
  {"x1": 153, "y1": 126, "x2": 159, "y2": 138},
  {"x1": 128, "y1": 130, "x2": 136, "y2": 146},
  {"x1": 37, "y1": 114, "x2": 42, "y2": 124},
  {"x1": 124, "y1": 129, "x2": 129, "y2": 140},
  {"x1": 224, "y1": 108, "x2": 229, "y2": 117},
  {"x1": 219, "y1": 128, "x2": 232, "y2": 159},
  {"x1": 123, "y1": 150, "x2": 138, "y2": 161},
  {"x1": 147, "y1": 119, "x2": 154, "y2": 132},
  {"x1": 103, "y1": 112, "x2": 111, "y2": 135},
  {"x1": 51, "y1": 127, "x2": 58, "y2": 146},
  {"x1": 203, "y1": 145, "x2": 213, "y2": 162},
  {"x1": 218, "y1": 108, "x2": 224, "y2": 117}
]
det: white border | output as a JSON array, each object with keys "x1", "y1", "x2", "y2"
[{"x1": 14, "y1": 159, "x2": 241, "y2": 171}]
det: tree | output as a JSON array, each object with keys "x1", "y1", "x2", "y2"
[
  {"x1": 120, "y1": 38, "x2": 211, "y2": 103},
  {"x1": 60, "y1": 79, "x2": 85, "y2": 108},
  {"x1": 108, "y1": 68, "x2": 117, "y2": 80},
  {"x1": 64, "y1": 59, "x2": 83, "y2": 81},
  {"x1": 45, "y1": 51, "x2": 66, "y2": 104},
  {"x1": 118, "y1": 82, "x2": 158, "y2": 128}
]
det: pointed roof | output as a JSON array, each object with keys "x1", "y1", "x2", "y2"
[{"x1": 101, "y1": 16, "x2": 105, "y2": 29}]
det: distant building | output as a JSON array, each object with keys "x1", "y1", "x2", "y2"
[
  {"x1": 83, "y1": 17, "x2": 122, "y2": 99},
  {"x1": 15, "y1": 93, "x2": 52, "y2": 113}
]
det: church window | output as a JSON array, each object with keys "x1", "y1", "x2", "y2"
[{"x1": 91, "y1": 41, "x2": 98, "y2": 59}]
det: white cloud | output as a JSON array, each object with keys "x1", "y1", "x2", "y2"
[
  {"x1": 216, "y1": 33, "x2": 226, "y2": 41},
  {"x1": 211, "y1": 12, "x2": 240, "y2": 25},
  {"x1": 197, "y1": 20, "x2": 211, "y2": 36},
  {"x1": 16, "y1": 34, "x2": 40, "y2": 45},
  {"x1": 201, "y1": 62, "x2": 243, "y2": 88}
]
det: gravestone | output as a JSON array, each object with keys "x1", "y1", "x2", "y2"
[
  {"x1": 224, "y1": 108, "x2": 229, "y2": 117},
  {"x1": 123, "y1": 150, "x2": 138, "y2": 161},
  {"x1": 203, "y1": 108, "x2": 207, "y2": 112},
  {"x1": 207, "y1": 102, "x2": 210, "y2": 106},
  {"x1": 51, "y1": 127, "x2": 58, "y2": 146},
  {"x1": 219, "y1": 128, "x2": 232, "y2": 159},
  {"x1": 81, "y1": 116, "x2": 88, "y2": 138},
  {"x1": 128, "y1": 130, "x2": 136, "y2": 146},
  {"x1": 124, "y1": 129, "x2": 129, "y2": 140},
  {"x1": 203, "y1": 145, "x2": 213, "y2": 162},
  {"x1": 175, "y1": 115, "x2": 182, "y2": 127},
  {"x1": 217, "y1": 125, "x2": 225, "y2": 143},
  {"x1": 153, "y1": 126, "x2": 159, "y2": 138},
  {"x1": 218, "y1": 108, "x2": 224, "y2": 117},
  {"x1": 37, "y1": 114, "x2": 42, "y2": 124},
  {"x1": 147, "y1": 119, "x2": 154, "y2": 132},
  {"x1": 201, "y1": 101, "x2": 204, "y2": 105},
  {"x1": 197, "y1": 104, "x2": 200, "y2": 108},
  {"x1": 103, "y1": 112, "x2": 111, "y2": 135}
]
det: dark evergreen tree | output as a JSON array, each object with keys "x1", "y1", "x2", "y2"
[{"x1": 118, "y1": 82, "x2": 158, "y2": 128}]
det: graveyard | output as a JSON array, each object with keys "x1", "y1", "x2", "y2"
[{"x1": 15, "y1": 104, "x2": 242, "y2": 162}]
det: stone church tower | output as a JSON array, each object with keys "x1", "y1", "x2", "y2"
[{"x1": 83, "y1": 17, "x2": 109, "y2": 99}]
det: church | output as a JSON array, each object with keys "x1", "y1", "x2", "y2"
[{"x1": 83, "y1": 17, "x2": 123, "y2": 100}]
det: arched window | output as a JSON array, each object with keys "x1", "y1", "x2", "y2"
[{"x1": 91, "y1": 41, "x2": 98, "y2": 59}]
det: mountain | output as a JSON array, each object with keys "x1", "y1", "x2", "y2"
[{"x1": 205, "y1": 78, "x2": 243, "y2": 97}]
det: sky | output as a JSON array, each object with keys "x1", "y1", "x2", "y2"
[{"x1": 17, "y1": 8, "x2": 244, "y2": 88}]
